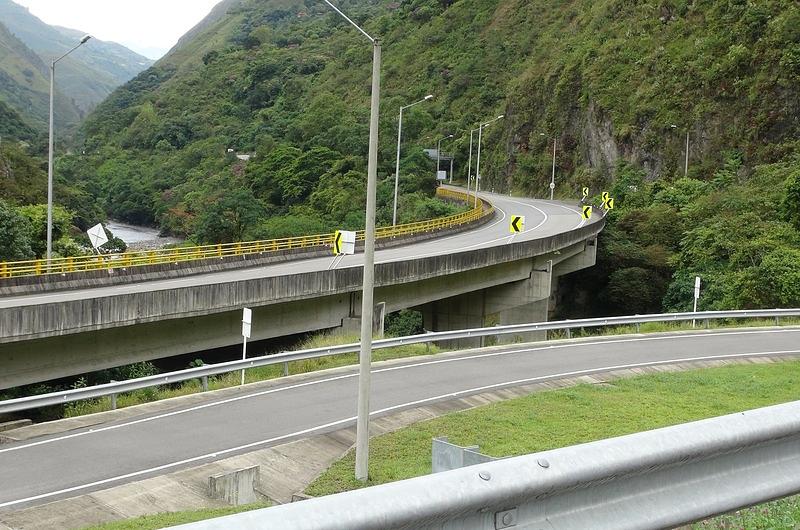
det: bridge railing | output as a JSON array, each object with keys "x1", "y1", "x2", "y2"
[
  {"x1": 0, "y1": 308, "x2": 797, "y2": 415},
  {"x1": 0, "y1": 187, "x2": 491, "y2": 279},
  {"x1": 171, "y1": 399, "x2": 800, "y2": 530}
]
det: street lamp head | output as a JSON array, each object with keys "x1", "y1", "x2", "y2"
[
  {"x1": 497, "y1": 114, "x2": 505, "y2": 119},
  {"x1": 539, "y1": 132, "x2": 546, "y2": 136},
  {"x1": 424, "y1": 94, "x2": 434, "y2": 100},
  {"x1": 80, "y1": 35, "x2": 92, "y2": 44},
  {"x1": 447, "y1": 134, "x2": 454, "y2": 139},
  {"x1": 670, "y1": 124, "x2": 678, "y2": 129}
]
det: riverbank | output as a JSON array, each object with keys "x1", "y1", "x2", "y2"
[{"x1": 105, "y1": 220, "x2": 182, "y2": 250}]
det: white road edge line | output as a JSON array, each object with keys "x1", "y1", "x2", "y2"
[
  {"x1": 0, "y1": 328, "x2": 795, "y2": 455},
  {"x1": 2, "y1": 346, "x2": 798, "y2": 509}
]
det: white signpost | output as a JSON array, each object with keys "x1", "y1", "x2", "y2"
[
  {"x1": 339, "y1": 230, "x2": 356, "y2": 255},
  {"x1": 241, "y1": 307, "x2": 252, "y2": 385},
  {"x1": 693, "y1": 276, "x2": 701, "y2": 328},
  {"x1": 86, "y1": 223, "x2": 108, "y2": 253},
  {"x1": 436, "y1": 170, "x2": 447, "y2": 181}
]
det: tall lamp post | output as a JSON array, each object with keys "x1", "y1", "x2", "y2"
[
  {"x1": 47, "y1": 34, "x2": 91, "y2": 262},
  {"x1": 539, "y1": 133, "x2": 557, "y2": 200},
  {"x1": 322, "y1": 0, "x2": 380, "y2": 483},
  {"x1": 393, "y1": 94, "x2": 433, "y2": 226},
  {"x1": 466, "y1": 127, "x2": 478, "y2": 202},
  {"x1": 671, "y1": 124, "x2": 689, "y2": 177},
  {"x1": 436, "y1": 134, "x2": 453, "y2": 182},
  {"x1": 474, "y1": 114, "x2": 504, "y2": 207}
]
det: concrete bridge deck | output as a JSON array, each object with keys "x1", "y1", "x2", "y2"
[{"x1": 0, "y1": 190, "x2": 604, "y2": 388}]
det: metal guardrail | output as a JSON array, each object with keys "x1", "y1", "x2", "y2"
[
  {"x1": 0, "y1": 309, "x2": 797, "y2": 414},
  {"x1": 172, "y1": 399, "x2": 800, "y2": 530},
  {"x1": 0, "y1": 187, "x2": 491, "y2": 279}
]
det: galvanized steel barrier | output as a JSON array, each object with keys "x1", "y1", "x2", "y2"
[
  {"x1": 0, "y1": 308, "x2": 797, "y2": 414},
  {"x1": 0, "y1": 187, "x2": 490, "y2": 279},
  {"x1": 172, "y1": 399, "x2": 800, "y2": 529}
]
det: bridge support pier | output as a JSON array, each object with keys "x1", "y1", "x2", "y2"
[{"x1": 420, "y1": 239, "x2": 597, "y2": 349}]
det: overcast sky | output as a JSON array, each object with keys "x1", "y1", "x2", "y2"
[{"x1": 13, "y1": 0, "x2": 223, "y2": 60}]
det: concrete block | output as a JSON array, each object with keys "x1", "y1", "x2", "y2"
[
  {"x1": 209, "y1": 465, "x2": 260, "y2": 506},
  {"x1": 0, "y1": 419, "x2": 32, "y2": 432}
]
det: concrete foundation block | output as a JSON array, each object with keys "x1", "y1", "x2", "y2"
[
  {"x1": 0, "y1": 418, "x2": 32, "y2": 432},
  {"x1": 208, "y1": 465, "x2": 260, "y2": 506}
]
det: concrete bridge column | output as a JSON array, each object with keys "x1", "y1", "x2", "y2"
[{"x1": 420, "y1": 239, "x2": 597, "y2": 349}]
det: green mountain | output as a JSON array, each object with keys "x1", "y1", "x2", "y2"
[
  {"x1": 0, "y1": 0, "x2": 153, "y2": 128},
  {"x1": 71, "y1": 0, "x2": 800, "y2": 314}
]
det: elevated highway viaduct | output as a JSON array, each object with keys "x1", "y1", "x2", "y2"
[{"x1": 0, "y1": 190, "x2": 604, "y2": 389}]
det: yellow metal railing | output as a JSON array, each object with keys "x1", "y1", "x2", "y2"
[{"x1": 0, "y1": 188, "x2": 492, "y2": 279}]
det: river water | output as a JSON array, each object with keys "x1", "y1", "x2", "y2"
[{"x1": 105, "y1": 220, "x2": 182, "y2": 249}]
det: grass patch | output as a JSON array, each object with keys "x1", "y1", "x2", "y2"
[
  {"x1": 305, "y1": 360, "x2": 800, "y2": 527},
  {"x1": 83, "y1": 502, "x2": 269, "y2": 530},
  {"x1": 63, "y1": 333, "x2": 439, "y2": 418}
]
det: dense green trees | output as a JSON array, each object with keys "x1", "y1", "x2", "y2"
[{"x1": 0, "y1": 200, "x2": 34, "y2": 261}]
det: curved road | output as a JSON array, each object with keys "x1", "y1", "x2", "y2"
[
  {"x1": 0, "y1": 327, "x2": 798, "y2": 510},
  {"x1": 0, "y1": 189, "x2": 591, "y2": 309}
]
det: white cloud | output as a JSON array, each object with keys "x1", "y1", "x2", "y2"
[{"x1": 12, "y1": 0, "x2": 223, "y2": 59}]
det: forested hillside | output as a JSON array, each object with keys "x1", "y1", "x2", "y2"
[
  {"x1": 64, "y1": 0, "x2": 800, "y2": 314},
  {"x1": 0, "y1": 0, "x2": 153, "y2": 126}
]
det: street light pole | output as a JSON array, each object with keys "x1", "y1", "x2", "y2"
[
  {"x1": 685, "y1": 130, "x2": 690, "y2": 177},
  {"x1": 551, "y1": 138, "x2": 556, "y2": 200},
  {"x1": 47, "y1": 34, "x2": 91, "y2": 262},
  {"x1": 322, "y1": 0, "x2": 380, "y2": 483},
  {"x1": 466, "y1": 128, "x2": 476, "y2": 201},
  {"x1": 474, "y1": 115, "x2": 504, "y2": 208},
  {"x1": 393, "y1": 95, "x2": 433, "y2": 226},
  {"x1": 540, "y1": 132, "x2": 557, "y2": 200}
]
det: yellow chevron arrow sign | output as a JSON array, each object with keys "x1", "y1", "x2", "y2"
[
  {"x1": 333, "y1": 230, "x2": 343, "y2": 254},
  {"x1": 582, "y1": 205, "x2": 592, "y2": 220},
  {"x1": 510, "y1": 215, "x2": 525, "y2": 233}
]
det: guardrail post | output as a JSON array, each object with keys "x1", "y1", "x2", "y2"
[
  {"x1": 109, "y1": 380, "x2": 118, "y2": 410},
  {"x1": 283, "y1": 362, "x2": 289, "y2": 377},
  {"x1": 566, "y1": 327, "x2": 571, "y2": 339},
  {"x1": 636, "y1": 323, "x2": 641, "y2": 333},
  {"x1": 201, "y1": 376, "x2": 209, "y2": 392},
  {"x1": 705, "y1": 319, "x2": 710, "y2": 329},
  {"x1": 0, "y1": 262, "x2": 7, "y2": 278},
  {"x1": 775, "y1": 316, "x2": 780, "y2": 326}
]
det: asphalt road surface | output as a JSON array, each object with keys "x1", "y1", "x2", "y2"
[
  {"x1": 1, "y1": 327, "x2": 798, "y2": 510},
  {"x1": 0, "y1": 188, "x2": 591, "y2": 309}
]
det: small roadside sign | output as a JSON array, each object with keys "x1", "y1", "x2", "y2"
[
  {"x1": 87, "y1": 223, "x2": 109, "y2": 250},
  {"x1": 603, "y1": 197, "x2": 615, "y2": 209},
  {"x1": 582, "y1": 187, "x2": 589, "y2": 198},
  {"x1": 582, "y1": 205, "x2": 592, "y2": 220},
  {"x1": 510, "y1": 215, "x2": 525, "y2": 233},
  {"x1": 242, "y1": 307, "x2": 252, "y2": 338},
  {"x1": 436, "y1": 170, "x2": 447, "y2": 181},
  {"x1": 333, "y1": 230, "x2": 356, "y2": 255},
  {"x1": 694, "y1": 276, "x2": 701, "y2": 300}
]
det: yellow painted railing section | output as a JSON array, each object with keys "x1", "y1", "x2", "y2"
[{"x1": 0, "y1": 188, "x2": 492, "y2": 279}]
